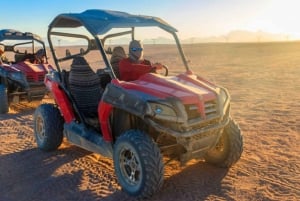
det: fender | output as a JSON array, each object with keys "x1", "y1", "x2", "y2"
[
  {"x1": 99, "y1": 83, "x2": 153, "y2": 142},
  {"x1": 101, "y1": 83, "x2": 150, "y2": 118}
]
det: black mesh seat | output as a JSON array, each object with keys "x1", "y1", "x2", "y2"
[
  {"x1": 69, "y1": 56, "x2": 103, "y2": 126},
  {"x1": 15, "y1": 53, "x2": 24, "y2": 63}
]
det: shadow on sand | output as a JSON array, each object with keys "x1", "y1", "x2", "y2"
[
  {"x1": 0, "y1": 146, "x2": 96, "y2": 201},
  {"x1": 102, "y1": 161, "x2": 231, "y2": 201},
  {"x1": 0, "y1": 144, "x2": 232, "y2": 201}
]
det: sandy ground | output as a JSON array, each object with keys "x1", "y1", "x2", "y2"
[{"x1": 0, "y1": 42, "x2": 299, "y2": 201}]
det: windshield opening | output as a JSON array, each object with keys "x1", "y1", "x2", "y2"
[{"x1": 49, "y1": 26, "x2": 188, "y2": 76}]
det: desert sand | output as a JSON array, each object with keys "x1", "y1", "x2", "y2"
[{"x1": 0, "y1": 42, "x2": 299, "y2": 201}]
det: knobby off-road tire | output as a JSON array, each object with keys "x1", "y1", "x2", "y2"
[
  {"x1": 113, "y1": 130, "x2": 164, "y2": 198},
  {"x1": 0, "y1": 84, "x2": 9, "y2": 114},
  {"x1": 204, "y1": 118, "x2": 243, "y2": 168},
  {"x1": 34, "y1": 104, "x2": 64, "y2": 151}
]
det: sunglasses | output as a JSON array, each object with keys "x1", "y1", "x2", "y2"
[{"x1": 131, "y1": 47, "x2": 143, "y2": 52}]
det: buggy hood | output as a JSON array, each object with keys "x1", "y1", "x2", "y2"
[
  {"x1": 120, "y1": 72, "x2": 218, "y2": 105},
  {"x1": 11, "y1": 61, "x2": 52, "y2": 74}
]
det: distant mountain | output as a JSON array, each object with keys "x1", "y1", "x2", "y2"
[
  {"x1": 182, "y1": 30, "x2": 289, "y2": 43},
  {"x1": 142, "y1": 30, "x2": 290, "y2": 44}
]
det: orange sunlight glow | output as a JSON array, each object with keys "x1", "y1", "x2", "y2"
[{"x1": 247, "y1": 0, "x2": 300, "y2": 39}]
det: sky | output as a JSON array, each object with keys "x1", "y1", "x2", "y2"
[{"x1": 1, "y1": 0, "x2": 299, "y2": 41}]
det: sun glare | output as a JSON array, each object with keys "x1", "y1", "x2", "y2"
[{"x1": 247, "y1": 0, "x2": 300, "y2": 39}]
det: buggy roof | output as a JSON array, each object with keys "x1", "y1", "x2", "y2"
[
  {"x1": 0, "y1": 29, "x2": 43, "y2": 43},
  {"x1": 49, "y1": 9, "x2": 178, "y2": 35}
]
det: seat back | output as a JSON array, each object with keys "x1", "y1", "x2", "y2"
[
  {"x1": 69, "y1": 56, "x2": 103, "y2": 118},
  {"x1": 110, "y1": 46, "x2": 126, "y2": 79},
  {"x1": 15, "y1": 53, "x2": 24, "y2": 63}
]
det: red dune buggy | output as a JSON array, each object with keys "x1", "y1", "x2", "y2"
[
  {"x1": 34, "y1": 10, "x2": 243, "y2": 198},
  {"x1": 0, "y1": 29, "x2": 53, "y2": 113}
]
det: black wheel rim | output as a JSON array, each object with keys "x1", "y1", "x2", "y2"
[
  {"x1": 36, "y1": 115, "x2": 45, "y2": 141},
  {"x1": 119, "y1": 146, "x2": 142, "y2": 186}
]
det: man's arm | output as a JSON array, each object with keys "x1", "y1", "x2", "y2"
[{"x1": 119, "y1": 58, "x2": 153, "y2": 81}]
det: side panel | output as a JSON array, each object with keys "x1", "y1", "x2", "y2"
[
  {"x1": 64, "y1": 122, "x2": 113, "y2": 158},
  {"x1": 98, "y1": 101, "x2": 113, "y2": 141},
  {"x1": 45, "y1": 77, "x2": 75, "y2": 123}
]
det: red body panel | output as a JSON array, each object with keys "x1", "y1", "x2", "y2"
[
  {"x1": 12, "y1": 61, "x2": 54, "y2": 82},
  {"x1": 45, "y1": 78, "x2": 75, "y2": 123},
  {"x1": 98, "y1": 101, "x2": 113, "y2": 141}
]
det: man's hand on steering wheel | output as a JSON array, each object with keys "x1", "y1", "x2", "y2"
[
  {"x1": 152, "y1": 63, "x2": 168, "y2": 76},
  {"x1": 153, "y1": 62, "x2": 163, "y2": 70}
]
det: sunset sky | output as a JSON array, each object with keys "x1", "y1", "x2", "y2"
[{"x1": 1, "y1": 0, "x2": 299, "y2": 40}]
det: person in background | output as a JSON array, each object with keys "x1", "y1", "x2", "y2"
[
  {"x1": 119, "y1": 40, "x2": 163, "y2": 81},
  {"x1": 110, "y1": 46, "x2": 126, "y2": 79},
  {"x1": 0, "y1": 49, "x2": 9, "y2": 63},
  {"x1": 35, "y1": 49, "x2": 47, "y2": 64}
]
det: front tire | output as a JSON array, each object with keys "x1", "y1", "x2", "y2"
[
  {"x1": 0, "y1": 84, "x2": 9, "y2": 114},
  {"x1": 204, "y1": 118, "x2": 243, "y2": 168},
  {"x1": 34, "y1": 104, "x2": 64, "y2": 151},
  {"x1": 113, "y1": 130, "x2": 164, "y2": 198}
]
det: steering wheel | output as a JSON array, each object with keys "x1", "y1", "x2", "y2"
[
  {"x1": 161, "y1": 65, "x2": 169, "y2": 76},
  {"x1": 153, "y1": 64, "x2": 168, "y2": 76}
]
